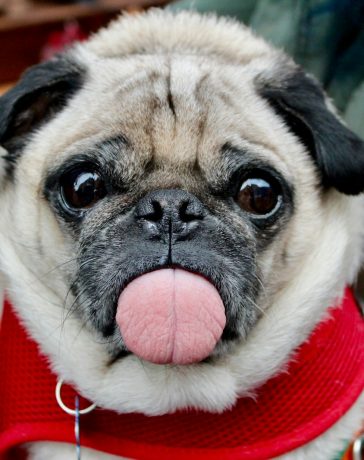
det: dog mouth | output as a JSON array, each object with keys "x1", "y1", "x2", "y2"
[
  {"x1": 77, "y1": 225, "x2": 258, "y2": 366},
  {"x1": 115, "y1": 267, "x2": 226, "y2": 365}
]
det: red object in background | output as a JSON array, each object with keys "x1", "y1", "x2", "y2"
[
  {"x1": 0, "y1": 289, "x2": 363, "y2": 460},
  {"x1": 40, "y1": 20, "x2": 87, "y2": 60}
]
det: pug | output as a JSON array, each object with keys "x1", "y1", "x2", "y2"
[{"x1": 0, "y1": 9, "x2": 363, "y2": 460}]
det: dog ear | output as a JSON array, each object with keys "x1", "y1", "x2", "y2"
[
  {"x1": 259, "y1": 69, "x2": 364, "y2": 195},
  {"x1": 0, "y1": 56, "x2": 84, "y2": 177}
]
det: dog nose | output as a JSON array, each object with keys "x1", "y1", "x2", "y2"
[{"x1": 135, "y1": 189, "x2": 206, "y2": 240}]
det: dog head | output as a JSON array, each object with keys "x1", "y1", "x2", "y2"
[{"x1": 0, "y1": 11, "x2": 363, "y2": 414}]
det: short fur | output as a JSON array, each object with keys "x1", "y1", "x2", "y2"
[{"x1": 0, "y1": 10, "x2": 363, "y2": 460}]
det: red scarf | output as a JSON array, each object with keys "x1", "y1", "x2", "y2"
[{"x1": 0, "y1": 289, "x2": 363, "y2": 460}]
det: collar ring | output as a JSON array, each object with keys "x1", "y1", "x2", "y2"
[{"x1": 55, "y1": 379, "x2": 96, "y2": 416}]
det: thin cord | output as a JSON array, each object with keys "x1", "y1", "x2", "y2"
[{"x1": 74, "y1": 396, "x2": 81, "y2": 460}]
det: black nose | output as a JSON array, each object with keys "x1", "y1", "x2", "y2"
[{"x1": 135, "y1": 189, "x2": 206, "y2": 240}]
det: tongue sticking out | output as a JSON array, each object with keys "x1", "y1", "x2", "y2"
[{"x1": 116, "y1": 268, "x2": 226, "y2": 365}]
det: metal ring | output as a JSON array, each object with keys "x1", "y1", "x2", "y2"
[
  {"x1": 55, "y1": 379, "x2": 96, "y2": 416},
  {"x1": 352, "y1": 435, "x2": 364, "y2": 460}
]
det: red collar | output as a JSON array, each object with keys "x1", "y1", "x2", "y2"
[{"x1": 1, "y1": 289, "x2": 364, "y2": 460}]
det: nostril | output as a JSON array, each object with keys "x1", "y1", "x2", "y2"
[
  {"x1": 136, "y1": 199, "x2": 164, "y2": 222},
  {"x1": 179, "y1": 200, "x2": 204, "y2": 223},
  {"x1": 145, "y1": 200, "x2": 164, "y2": 222},
  {"x1": 150, "y1": 200, "x2": 164, "y2": 221},
  {"x1": 135, "y1": 190, "x2": 206, "y2": 227}
]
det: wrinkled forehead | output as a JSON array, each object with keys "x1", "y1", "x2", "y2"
[{"x1": 24, "y1": 54, "x2": 298, "y2": 186}]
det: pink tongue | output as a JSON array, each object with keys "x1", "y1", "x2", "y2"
[{"x1": 116, "y1": 269, "x2": 226, "y2": 365}]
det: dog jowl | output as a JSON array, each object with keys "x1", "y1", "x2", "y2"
[{"x1": 0, "y1": 9, "x2": 363, "y2": 432}]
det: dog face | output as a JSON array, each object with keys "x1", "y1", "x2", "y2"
[{"x1": 0, "y1": 11, "x2": 363, "y2": 414}]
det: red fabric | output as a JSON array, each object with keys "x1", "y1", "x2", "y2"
[
  {"x1": 0, "y1": 289, "x2": 363, "y2": 460},
  {"x1": 40, "y1": 22, "x2": 87, "y2": 61}
]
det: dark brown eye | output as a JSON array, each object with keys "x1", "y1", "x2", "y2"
[
  {"x1": 236, "y1": 177, "x2": 281, "y2": 215},
  {"x1": 60, "y1": 168, "x2": 107, "y2": 210}
]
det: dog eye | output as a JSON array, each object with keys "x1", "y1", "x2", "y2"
[
  {"x1": 236, "y1": 176, "x2": 281, "y2": 216},
  {"x1": 60, "y1": 167, "x2": 107, "y2": 210}
]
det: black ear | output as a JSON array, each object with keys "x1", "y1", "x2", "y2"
[
  {"x1": 0, "y1": 56, "x2": 84, "y2": 176},
  {"x1": 259, "y1": 69, "x2": 364, "y2": 195}
]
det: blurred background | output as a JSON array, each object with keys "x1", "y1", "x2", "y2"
[{"x1": 0, "y1": 0, "x2": 363, "y2": 296}]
